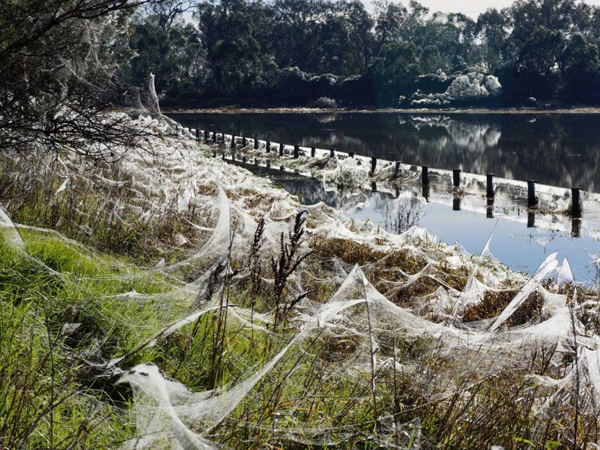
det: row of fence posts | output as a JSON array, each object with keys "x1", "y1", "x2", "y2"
[{"x1": 193, "y1": 128, "x2": 584, "y2": 237}]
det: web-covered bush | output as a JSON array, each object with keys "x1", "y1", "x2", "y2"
[{"x1": 409, "y1": 70, "x2": 502, "y2": 107}]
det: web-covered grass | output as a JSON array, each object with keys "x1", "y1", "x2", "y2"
[{"x1": 1, "y1": 115, "x2": 600, "y2": 449}]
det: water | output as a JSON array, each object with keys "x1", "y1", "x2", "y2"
[
  {"x1": 170, "y1": 112, "x2": 600, "y2": 192},
  {"x1": 278, "y1": 175, "x2": 600, "y2": 285},
  {"x1": 169, "y1": 112, "x2": 600, "y2": 284}
]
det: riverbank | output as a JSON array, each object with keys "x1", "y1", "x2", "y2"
[
  {"x1": 1, "y1": 113, "x2": 599, "y2": 448},
  {"x1": 164, "y1": 106, "x2": 600, "y2": 115}
]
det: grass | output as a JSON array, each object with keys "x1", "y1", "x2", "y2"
[
  {"x1": 0, "y1": 229, "x2": 195, "y2": 449},
  {"x1": 2, "y1": 145, "x2": 600, "y2": 449},
  {"x1": 1, "y1": 212, "x2": 596, "y2": 449}
]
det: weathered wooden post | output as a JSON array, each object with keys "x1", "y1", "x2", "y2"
[
  {"x1": 453, "y1": 169, "x2": 461, "y2": 188},
  {"x1": 242, "y1": 136, "x2": 247, "y2": 147},
  {"x1": 422, "y1": 184, "x2": 430, "y2": 201},
  {"x1": 395, "y1": 161, "x2": 401, "y2": 176},
  {"x1": 486, "y1": 173, "x2": 495, "y2": 198},
  {"x1": 421, "y1": 166, "x2": 429, "y2": 186},
  {"x1": 254, "y1": 157, "x2": 258, "y2": 166},
  {"x1": 204, "y1": 130, "x2": 209, "y2": 142},
  {"x1": 453, "y1": 197, "x2": 461, "y2": 211},
  {"x1": 242, "y1": 156, "x2": 247, "y2": 163},
  {"x1": 371, "y1": 181, "x2": 377, "y2": 192},
  {"x1": 280, "y1": 164, "x2": 284, "y2": 172},
  {"x1": 266, "y1": 141, "x2": 271, "y2": 153},
  {"x1": 266, "y1": 160, "x2": 271, "y2": 169},
  {"x1": 527, "y1": 180, "x2": 538, "y2": 207},
  {"x1": 195, "y1": 129, "x2": 200, "y2": 139},
  {"x1": 371, "y1": 157, "x2": 377, "y2": 174},
  {"x1": 231, "y1": 135, "x2": 236, "y2": 149},
  {"x1": 571, "y1": 187, "x2": 582, "y2": 217},
  {"x1": 294, "y1": 145, "x2": 299, "y2": 159},
  {"x1": 254, "y1": 138, "x2": 259, "y2": 150},
  {"x1": 311, "y1": 147, "x2": 316, "y2": 157},
  {"x1": 330, "y1": 148, "x2": 335, "y2": 158},
  {"x1": 231, "y1": 151, "x2": 235, "y2": 162},
  {"x1": 279, "y1": 143, "x2": 284, "y2": 156},
  {"x1": 527, "y1": 211, "x2": 535, "y2": 228}
]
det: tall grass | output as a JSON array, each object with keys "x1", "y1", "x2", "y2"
[{"x1": 1, "y1": 148, "x2": 599, "y2": 449}]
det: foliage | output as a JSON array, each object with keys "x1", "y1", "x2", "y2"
[
  {"x1": 0, "y1": 0, "x2": 160, "y2": 159},
  {"x1": 120, "y1": 0, "x2": 600, "y2": 107}
]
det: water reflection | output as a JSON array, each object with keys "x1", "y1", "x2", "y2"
[
  {"x1": 170, "y1": 112, "x2": 600, "y2": 192},
  {"x1": 272, "y1": 173, "x2": 599, "y2": 284}
]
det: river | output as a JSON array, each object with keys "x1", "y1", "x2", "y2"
[{"x1": 169, "y1": 111, "x2": 600, "y2": 284}]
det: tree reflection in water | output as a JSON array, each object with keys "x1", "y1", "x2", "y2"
[{"x1": 171, "y1": 112, "x2": 600, "y2": 192}]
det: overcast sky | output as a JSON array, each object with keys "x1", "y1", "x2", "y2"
[{"x1": 364, "y1": 0, "x2": 600, "y2": 18}]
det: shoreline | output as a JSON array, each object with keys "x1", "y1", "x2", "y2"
[{"x1": 164, "y1": 106, "x2": 600, "y2": 115}]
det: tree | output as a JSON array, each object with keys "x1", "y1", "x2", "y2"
[
  {"x1": 560, "y1": 33, "x2": 600, "y2": 103},
  {"x1": 476, "y1": 8, "x2": 510, "y2": 71},
  {"x1": 0, "y1": 0, "x2": 161, "y2": 159},
  {"x1": 197, "y1": 0, "x2": 274, "y2": 97},
  {"x1": 126, "y1": 18, "x2": 207, "y2": 97},
  {"x1": 371, "y1": 43, "x2": 422, "y2": 106}
]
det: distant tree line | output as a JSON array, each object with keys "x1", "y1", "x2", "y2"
[{"x1": 120, "y1": 0, "x2": 600, "y2": 108}]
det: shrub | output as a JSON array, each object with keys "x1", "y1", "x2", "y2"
[{"x1": 310, "y1": 97, "x2": 338, "y2": 108}]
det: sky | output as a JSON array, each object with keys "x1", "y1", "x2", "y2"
[{"x1": 364, "y1": 0, "x2": 600, "y2": 18}]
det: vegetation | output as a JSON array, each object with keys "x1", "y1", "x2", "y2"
[
  {"x1": 2, "y1": 0, "x2": 600, "y2": 448},
  {"x1": 123, "y1": 0, "x2": 600, "y2": 107},
  {"x1": 2, "y1": 138, "x2": 600, "y2": 448}
]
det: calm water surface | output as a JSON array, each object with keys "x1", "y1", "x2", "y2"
[
  {"x1": 169, "y1": 112, "x2": 600, "y2": 283},
  {"x1": 170, "y1": 112, "x2": 600, "y2": 192}
]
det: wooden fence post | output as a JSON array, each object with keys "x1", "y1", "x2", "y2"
[
  {"x1": 486, "y1": 173, "x2": 494, "y2": 198},
  {"x1": 279, "y1": 143, "x2": 284, "y2": 156},
  {"x1": 294, "y1": 145, "x2": 299, "y2": 159},
  {"x1": 453, "y1": 169, "x2": 461, "y2": 188},
  {"x1": 254, "y1": 138, "x2": 259, "y2": 150},
  {"x1": 395, "y1": 161, "x2": 401, "y2": 176},
  {"x1": 528, "y1": 180, "x2": 538, "y2": 207},
  {"x1": 422, "y1": 166, "x2": 429, "y2": 186},
  {"x1": 371, "y1": 157, "x2": 377, "y2": 174},
  {"x1": 266, "y1": 141, "x2": 271, "y2": 153},
  {"x1": 571, "y1": 187, "x2": 582, "y2": 217},
  {"x1": 311, "y1": 147, "x2": 316, "y2": 157}
]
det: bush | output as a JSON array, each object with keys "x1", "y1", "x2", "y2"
[{"x1": 310, "y1": 97, "x2": 338, "y2": 108}]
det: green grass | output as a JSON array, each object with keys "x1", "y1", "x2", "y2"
[
  {"x1": 0, "y1": 229, "x2": 195, "y2": 448},
  {"x1": 1, "y1": 154, "x2": 598, "y2": 448}
]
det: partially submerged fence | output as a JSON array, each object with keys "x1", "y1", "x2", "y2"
[{"x1": 185, "y1": 126, "x2": 594, "y2": 236}]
